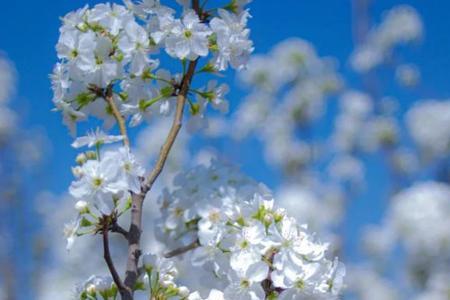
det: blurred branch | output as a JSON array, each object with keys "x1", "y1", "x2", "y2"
[
  {"x1": 352, "y1": 0, "x2": 371, "y2": 45},
  {"x1": 164, "y1": 239, "x2": 200, "y2": 258}
]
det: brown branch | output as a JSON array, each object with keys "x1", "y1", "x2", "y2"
[
  {"x1": 192, "y1": 0, "x2": 200, "y2": 13},
  {"x1": 102, "y1": 220, "x2": 129, "y2": 297},
  {"x1": 122, "y1": 191, "x2": 144, "y2": 300},
  {"x1": 105, "y1": 86, "x2": 130, "y2": 147},
  {"x1": 122, "y1": 59, "x2": 199, "y2": 300},
  {"x1": 121, "y1": 2, "x2": 201, "y2": 298},
  {"x1": 110, "y1": 221, "x2": 129, "y2": 240},
  {"x1": 164, "y1": 239, "x2": 200, "y2": 258},
  {"x1": 143, "y1": 59, "x2": 198, "y2": 192}
]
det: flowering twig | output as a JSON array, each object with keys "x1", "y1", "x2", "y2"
[
  {"x1": 164, "y1": 239, "x2": 200, "y2": 258},
  {"x1": 122, "y1": 57, "x2": 199, "y2": 300},
  {"x1": 122, "y1": 2, "x2": 201, "y2": 296}
]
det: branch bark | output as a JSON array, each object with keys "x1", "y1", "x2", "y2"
[
  {"x1": 121, "y1": 2, "x2": 201, "y2": 298},
  {"x1": 122, "y1": 59, "x2": 198, "y2": 299},
  {"x1": 164, "y1": 239, "x2": 200, "y2": 258},
  {"x1": 105, "y1": 87, "x2": 130, "y2": 147},
  {"x1": 102, "y1": 221, "x2": 129, "y2": 297},
  {"x1": 143, "y1": 59, "x2": 198, "y2": 192},
  {"x1": 110, "y1": 221, "x2": 129, "y2": 240},
  {"x1": 122, "y1": 60, "x2": 199, "y2": 300}
]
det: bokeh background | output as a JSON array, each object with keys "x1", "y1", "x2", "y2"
[{"x1": 0, "y1": 0, "x2": 449, "y2": 299}]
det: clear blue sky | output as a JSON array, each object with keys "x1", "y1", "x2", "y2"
[{"x1": 1, "y1": 0, "x2": 450, "y2": 280}]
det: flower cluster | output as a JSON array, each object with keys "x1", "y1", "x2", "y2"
[
  {"x1": 64, "y1": 129, "x2": 144, "y2": 250},
  {"x1": 51, "y1": 0, "x2": 253, "y2": 134},
  {"x1": 415, "y1": 271, "x2": 450, "y2": 300},
  {"x1": 357, "y1": 182, "x2": 450, "y2": 296},
  {"x1": 74, "y1": 275, "x2": 117, "y2": 300},
  {"x1": 346, "y1": 267, "x2": 399, "y2": 300},
  {"x1": 154, "y1": 161, "x2": 345, "y2": 299},
  {"x1": 232, "y1": 38, "x2": 341, "y2": 171},
  {"x1": 141, "y1": 254, "x2": 189, "y2": 299},
  {"x1": 276, "y1": 184, "x2": 343, "y2": 241},
  {"x1": 395, "y1": 64, "x2": 420, "y2": 87},
  {"x1": 406, "y1": 99, "x2": 450, "y2": 159},
  {"x1": 329, "y1": 91, "x2": 403, "y2": 189},
  {"x1": 132, "y1": 0, "x2": 253, "y2": 68},
  {"x1": 350, "y1": 5, "x2": 423, "y2": 72},
  {"x1": 389, "y1": 182, "x2": 450, "y2": 259},
  {"x1": 332, "y1": 91, "x2": 399, "y2": 154}
]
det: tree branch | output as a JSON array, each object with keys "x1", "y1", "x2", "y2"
[
  {"x1": 164, "y1": 239, "x2": 200, "y2": 258},
  {"x1": 122, "y1": 2, "x2": 201, "y2": 298},
  {"x1": 143, "y1": 59, "x2": 198, "y2": 192},
  {"x1": 102, "y1": 220, "x2": 129, "y2": 297},
  {"x1": 105, "y1": 87, "x2": 130, "y2": 147},
  {"x1": 122, "y1": 59, "x2": 199, "y2": 300},
  {"x1": 110, "y1": 221, "x2": 129, "y2": 240}
]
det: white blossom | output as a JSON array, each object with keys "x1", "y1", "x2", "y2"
[
  {"x1": 406, "y1": 100, "x2": 450, "y2": 158},
  {"x1": 164, "y1": 10, "x2": 212, "y2": 60},
  {"x1": 210, "y1": 9, "x2": 253, "y2": 70},
  {"x1": 155, "y1": 161, "x2": 345, "y2": 299},
  {"x1": 350, "y1": 5, "x2": 423, "y2": 72},
  {"x1": 71, "y1": 128, "x2": 124, "y2": 148}
]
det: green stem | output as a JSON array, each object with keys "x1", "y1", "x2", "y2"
[{"x1": 141, "y1": 95, "x2": 165, "y2": 110}]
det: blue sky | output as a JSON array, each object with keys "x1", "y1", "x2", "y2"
[{"x1": 1, "y1": 0, "x2": 450, "y2": 277}]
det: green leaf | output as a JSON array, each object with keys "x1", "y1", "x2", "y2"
[{"x1": 80, "y1": 217, "x2": 93, "y2": 227}]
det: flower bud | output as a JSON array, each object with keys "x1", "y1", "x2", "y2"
[
  {"x1": 143, "y1": 253, "x2": 156, "y2": 269},
  {"x1": 85, "y1": 151, "x2": 97, "y2": 160},
  {"x1": 76, "y1": 153, "x2": 87, "y2": 165},
  {"x1": 178, "y1": 286, "x2": 190, "y2": 297},
  {"x1": 162, "y1": 273, "x2": 175, "y2": 283},
  {"x1": 263, "y1": 213, "x2": 273, "y2": 225},
  {"x1": 95, "y1": 277, "x2": 112, "y2": 292},
  {"x1": 72, "y1": 166, "x2": 84, "y2": 178},
  {"x1": 160, "y1": 279, "x2": 173, "y2": 288},
  {"x1": 75, "y1": 200, "x2": 89, "y2": 213},
  {"x1": 274, "y1": 208, "x2": 286, "y2": 223},
  {"x1": 86, "y1": 284, "x2": 96, "y2": 295}
]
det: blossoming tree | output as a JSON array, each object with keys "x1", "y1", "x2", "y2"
[{"x1": 50, "y1": 1, "x2": 345, "y2": 299}]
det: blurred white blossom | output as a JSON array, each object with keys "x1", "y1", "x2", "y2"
[{"x1": 350, "y1": 5, "x2": 423, "y2": 72}]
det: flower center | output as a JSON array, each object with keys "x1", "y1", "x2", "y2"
[
  {"x1": 282, "y1": 239, "x2": 292, "y2": 248},
  {"x1": 240, "y1": 279, "x2": 250, "y2": 289},
  {"x1": 92, "y1": 177, "x2": 103, "y2": 187},
  {"x1": 70, "y1": 49, "x2": 79, "y2": 59},
  {"x1": 124, "y1": 162, "x2": 132, "y2": 172},
  {"x1": 240, "y1": 239, "x2": 249, "y2": 249},
  {"x1": 184, "y1": 30, "x2": 193, "y2": 38},
  {"x1": 295, "y1": 279, "x2": 305, "y2": 290},
  {"x1": 174, "y1": 207, "x2": 184, "y2": 217},
  {"x1": 209, "y1": 211, "x2": 221, "y2": 223}
]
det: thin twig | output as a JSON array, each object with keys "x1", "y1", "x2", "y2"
[
  {"x1": 143, "y1": 59, "x2": 198, "y2": 192},
  {"x1": 102, "y1": 220, "x2": 129, "y2": 296},
  {"x1": 110, "y1": 221, "x2": 129, "y2": 240},
  {"x1": 164, "y1": 239, "x2": 200, "y2": 258},
  {"x1": 105, "y1": 86, "x2": 130, "y2": 147}
]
